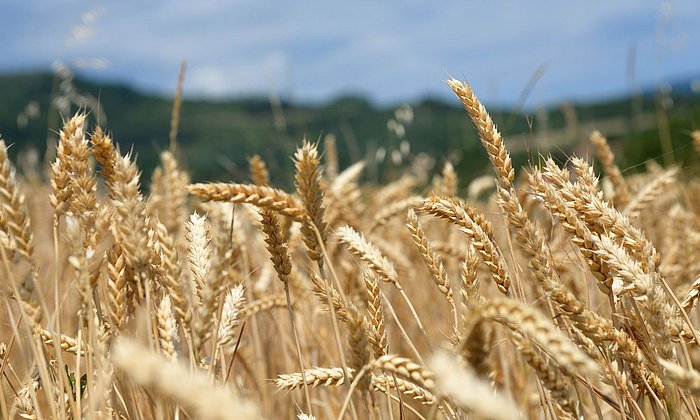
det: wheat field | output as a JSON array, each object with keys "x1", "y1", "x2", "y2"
[{"x1": 1, "y1": 78, "x2": 699, "y2": 419}]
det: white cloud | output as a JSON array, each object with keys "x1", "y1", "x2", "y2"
[
  {"x1": 2, "y1": 0, "x2": 699, "y2": 104},
  {"x1": 186, "y1": 52, "x2": 289, "y2": 97}
]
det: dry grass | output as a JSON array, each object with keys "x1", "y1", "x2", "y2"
[{"x1": 1, "y1": 79, "x2": 700, "y2": 420}]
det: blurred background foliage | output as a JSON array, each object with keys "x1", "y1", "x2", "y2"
[{"x1": 1, "y1": 70, "x2": 699, "y2": 191}]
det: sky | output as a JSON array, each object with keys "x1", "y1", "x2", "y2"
[{"x1": 1, "y1": 0, "x2": 699, "y2": 107}]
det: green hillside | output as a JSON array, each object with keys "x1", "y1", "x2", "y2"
[{"x1": 1, "y1": 71, "x2": 699, "y2": 189}]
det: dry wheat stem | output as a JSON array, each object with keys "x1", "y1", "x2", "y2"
[{"x1": 169, "y1": 60, "x2": 186, "y2": 150}]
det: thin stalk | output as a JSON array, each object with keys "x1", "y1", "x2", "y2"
[
  {"x1": 312, "y1": 223, "x2": 360, "y2": 420},
  {"x1": 381, "y1": 292, "x2": 424, "y2": 365},
  {"x1": 396, "y1": 287, "x2": 433, "y2": 353},
  {"x1": 283, "y1": 283, "x2": 313, "y2": 416},
  {"x1": 0, "y1": 370, "x2": 8, "y2": 420}
]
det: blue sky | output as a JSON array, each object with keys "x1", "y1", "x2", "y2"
[{"x1": 1, "y1": 0, "x2": 699, "y2": 107}]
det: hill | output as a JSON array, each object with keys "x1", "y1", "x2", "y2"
[{"x1": 1, "y1": 71, "x2": 699, "y2": 189}]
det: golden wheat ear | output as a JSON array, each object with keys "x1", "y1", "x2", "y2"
[
  {"x1": 294, "y1": 140, "x2": 328, "y2": 266},
  {"x1": 590, "y1": 130, "x2": 631, "y2": 207},
  {"x1": 188, "y1": 182, "x2": 306, "y2": 221},
  {"x1": 112, "y1": 339, "x2": 261, "y2": 419}
]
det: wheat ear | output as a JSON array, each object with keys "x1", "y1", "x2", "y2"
[
  {"x1": 239, "y1": 295, "x2": 287, "y2": 319},
  {"x1": 50, "y1": 114, "x2": 86, "y2": 219},
  {"x1": 156, "y1": 295, "x2": 178, "y2": 361},
  {"x1": 188, "y1": 183, "x2": 305, "y2": 221},
  {"x1": 511, "y1": 332, "x2": 578, "y2": 418},
  {"x1": 0, "y1": 138, "x2": 41, "y2": 324},
  {"x1": 590, "y1": 130, "x2": 631, "y2": 207},
  {"x1": 337, "y1": 225, "x2": 433, "y2": 350},
  {"x1": 337, "y1": 225, "x2": 398, "y2": 284},
  {"x1": 447, "y1": 79, "x2": 514, "y2": 189},
  {"x1": 90, "y1": 126, "x2": 118, "y2": 187},
  {"x1": 187, "y1": 213, "x2": 222, "y2": 355},
  {"x1": 112, "y1": 339, "x2": 261, "y2": 419},
  {"x1": 259, "y1": 195, "x2": 313, "y2": 414},
  {"x1": 430, "y1": 352, "x2": 520, "y2": 420},
  {"x1": 217, "y1": 285, "x2": 245, "y2": 350},
  {"x1": 474, "y1": 298, "x2": 598, "y2": 377},
  {"x1": 418, "y1": 196, "x2": 510, "y2": 295},
  {"x1": 530, "y1": 165, "x2": 613, "y2": 295},
  {"x1": 624, "y1": 167, "x2": 677, "y2": 218},
  {"x1": 110, "y1": 152, "x2": 150, "y2": 298},
  {"x1": 364, "y1": 270, "x2": 388, "y2": 357},
  {"x1": 659, "y1": 359, "x2": 700, "y2": 395},
  {"x1": 406, "y1": 209, "x2": 454, "y2": 303},
  {"x1": 153, "y1": 222, "x2": 193, "y2": 332},
  {"x1": 277, "y1": 368, "x2": 437, "y2": 405},
  {"x1": 155, "y1": 151, "x2": 189, "y2": 235},
  {"x1": 294, "y1": 140, "x2": 328, "y2": 264}
]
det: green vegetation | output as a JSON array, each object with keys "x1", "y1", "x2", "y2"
[{"x1": 1, "y1": 72, "x2": 699, "y2": 188}]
